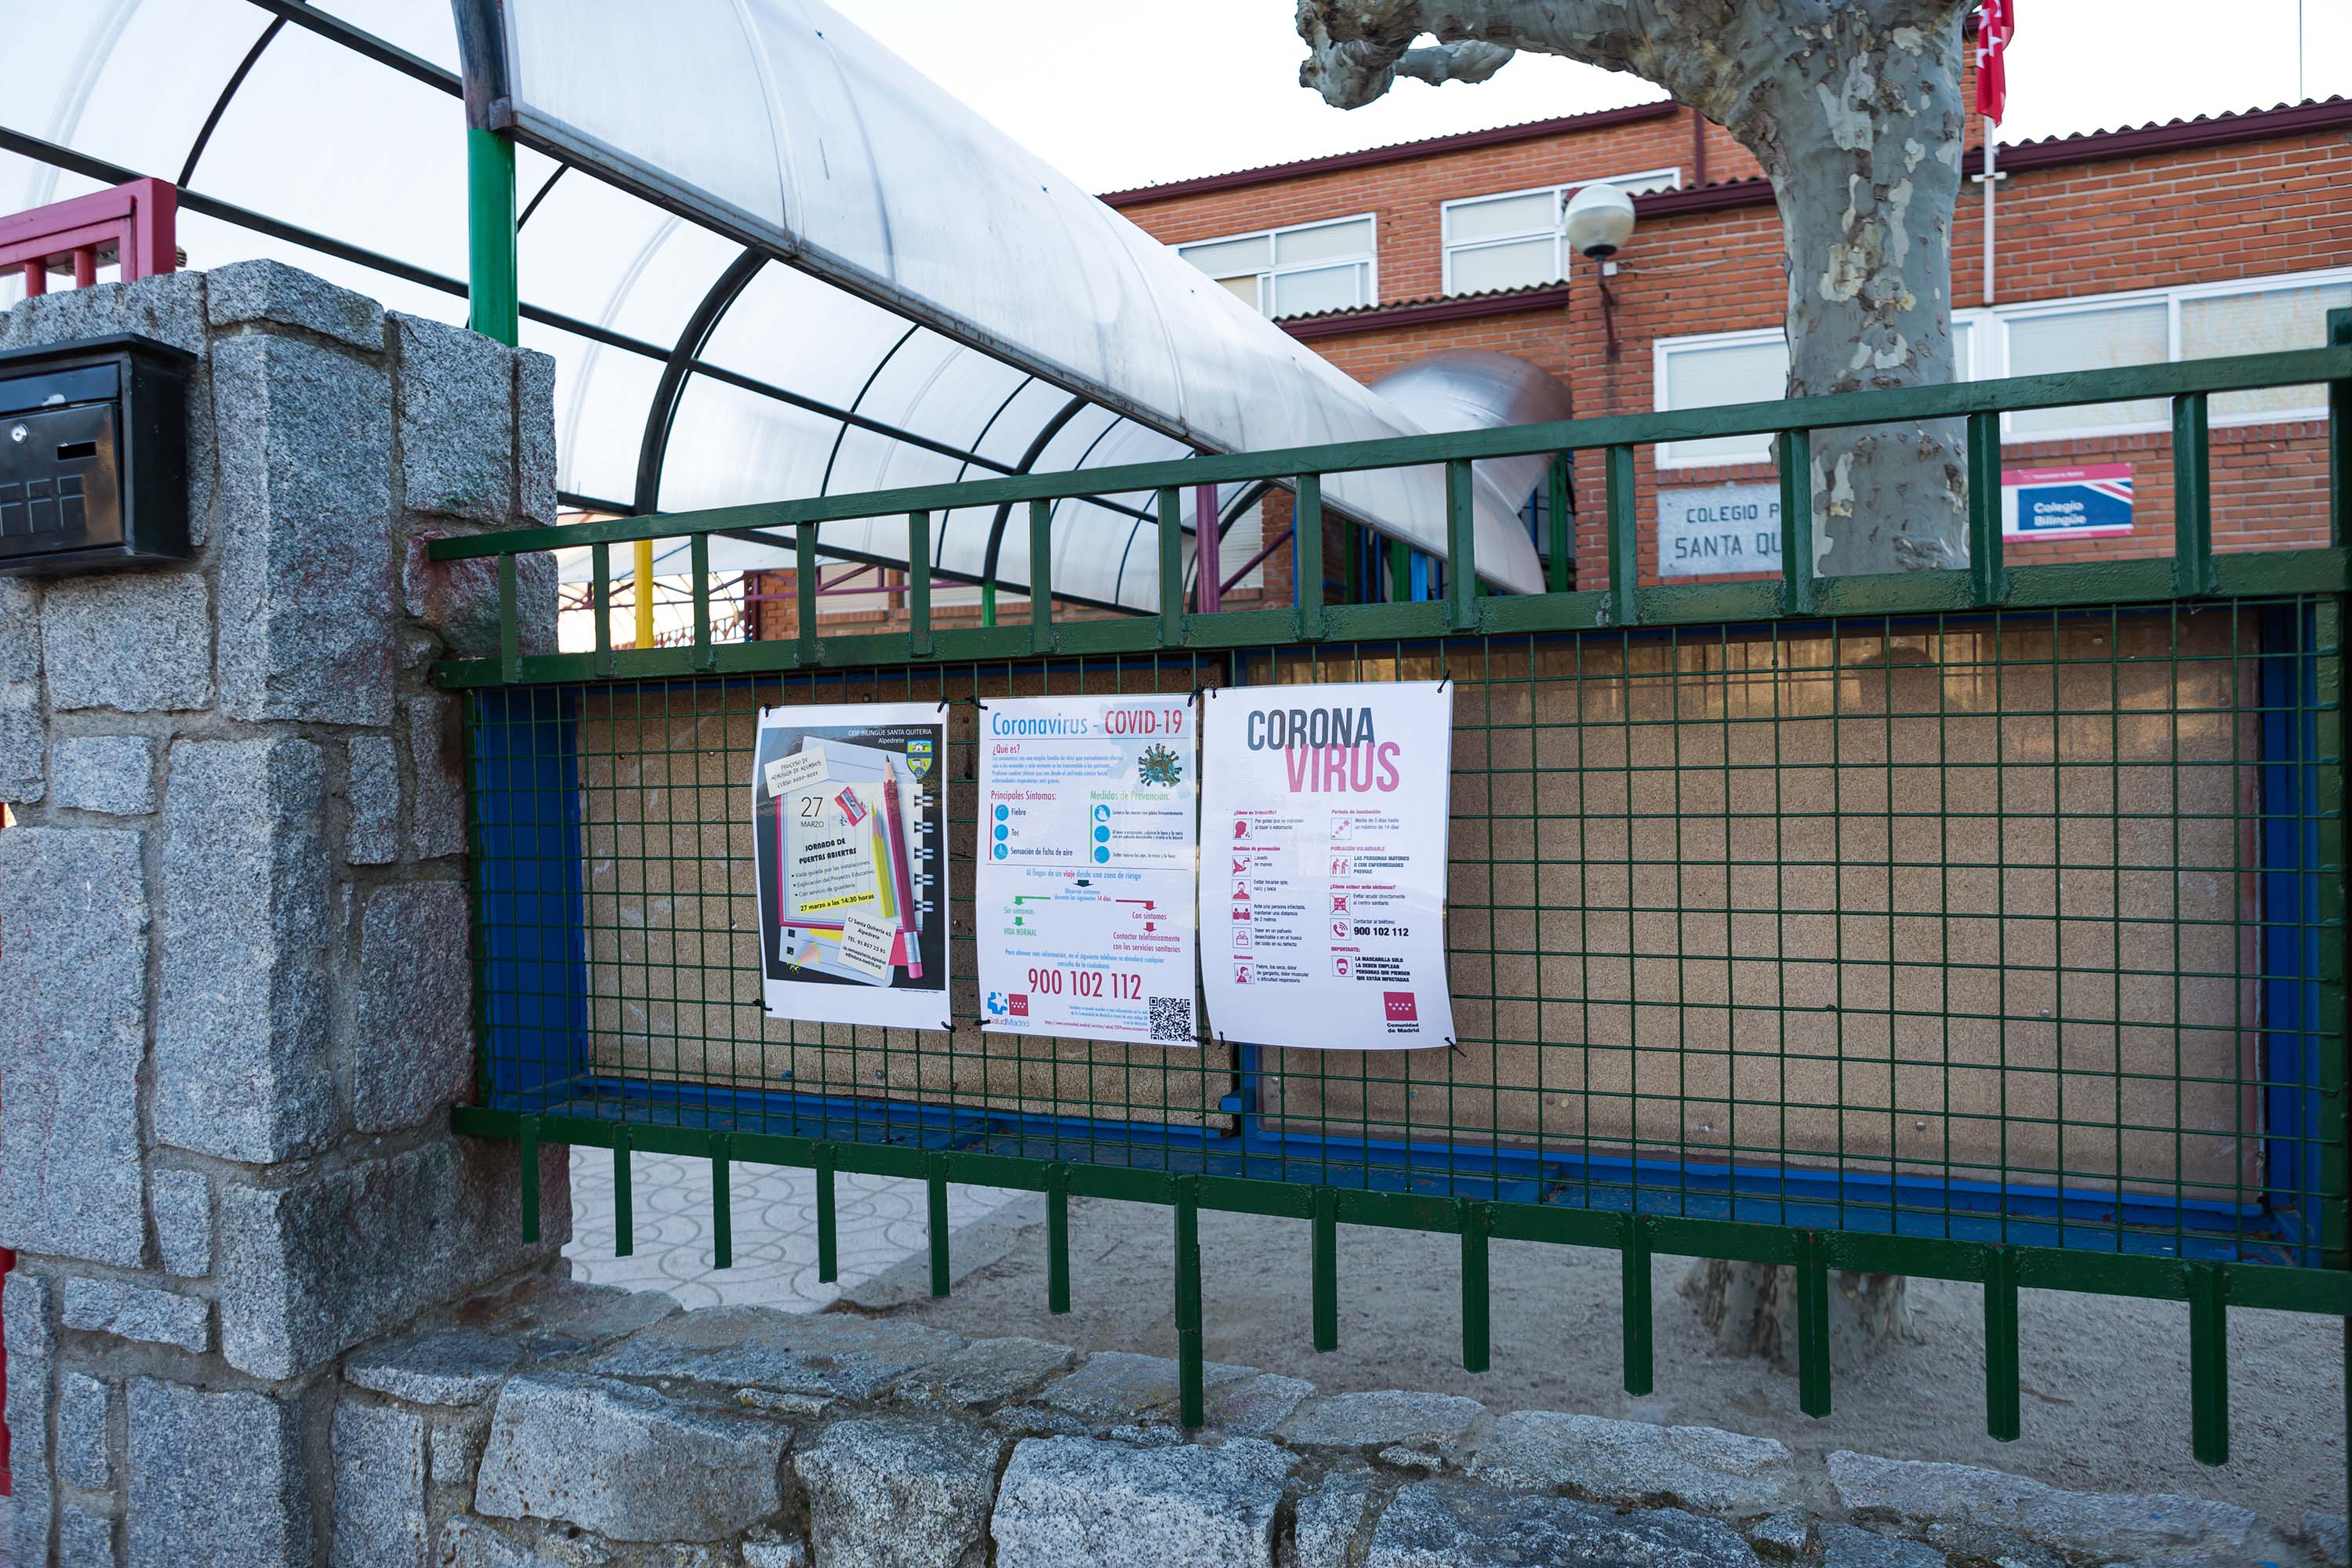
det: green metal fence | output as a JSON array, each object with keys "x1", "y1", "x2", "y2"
[{"x1": 440, "y1": 317, "x2": 2352, "y2": 1482}]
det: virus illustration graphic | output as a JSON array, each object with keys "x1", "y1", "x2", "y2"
[{"x1": 1137, "y1": 743, "x2": 1183, "y2": 788}]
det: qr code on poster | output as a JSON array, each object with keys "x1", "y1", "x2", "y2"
[{"x1": 1149, "y1": 996, "x2": 1192, "y2": 1044}]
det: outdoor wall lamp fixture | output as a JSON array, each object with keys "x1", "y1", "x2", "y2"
[{"x1": 1564, "y1": 183, "x2": 1636, "y2": 362}]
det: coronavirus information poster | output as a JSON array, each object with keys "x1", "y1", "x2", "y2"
[
  {"x1": 751, "y1": 702, "x2": 949, "y2": 1030},
  {"x1": 1198, "y1": 681, "x2": 1456, "y2": 1051},
  {"x1": 976, "y1": 695, "x2": 1200, "y2": 1047}
]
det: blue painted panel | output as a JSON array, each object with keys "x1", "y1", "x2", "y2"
[{"x1": 473, "y1": 687, "x2": 590, "y2": 1098}]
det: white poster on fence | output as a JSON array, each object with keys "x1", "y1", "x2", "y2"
[
  {"x1": 751, "y1": 702, "x2": 950, "y2": 1030},
  {"x1": 976, "y1": 695, "x2": 1200, "y2": 1047},
  {"x1": 1198, "y1": 681, "x2": 1456, "y2": 1051}
]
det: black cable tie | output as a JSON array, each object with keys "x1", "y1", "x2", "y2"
[
  {"x1": 1446, "y1": 1036, "x2": 1464, "y2": 1055},
  {"x1": 940, "y1": 1018, "x2": 954, "y2": 1033},
  {"x1": 1436, "y1": 676, "x2": 1450, "y2": 693},
  {"x1": 937, "y1": 699, "x2": 949, "y2": 713}
]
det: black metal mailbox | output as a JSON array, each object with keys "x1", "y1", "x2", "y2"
[{"x1": 0, "y1": 333, "x2": 194, "y2": 574}]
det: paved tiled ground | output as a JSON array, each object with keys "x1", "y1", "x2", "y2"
[{"x1": 564, "y1": 1145, "x2": 1026, "y2": 1311}]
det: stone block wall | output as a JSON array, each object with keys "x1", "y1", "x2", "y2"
[
  {"x1": 322, "y1": 1274, "x2": 2338, "y2": 1568},
  {"x1": 0, "y1": 263, "x2": 568, "y2": 1567}
]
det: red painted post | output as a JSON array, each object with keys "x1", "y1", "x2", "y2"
[{"x1": 1194, "y1": 483, "x2": 1221, "y2": 614}]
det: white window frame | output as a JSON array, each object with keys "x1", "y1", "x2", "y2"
[
  {"x1": 1650, "y1": 265, "x2": 2351, "y2": 464},
  {"x1": 1174, "y1": 212, "x2": 1380, "y2": 321},
  {"x1": 1439, "y1": 168, "x2": 1682, "y2": 297}
]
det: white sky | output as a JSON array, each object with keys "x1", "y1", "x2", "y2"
[{"x1": 849, "y1": 1, "x2": 2351, "y2": 194}]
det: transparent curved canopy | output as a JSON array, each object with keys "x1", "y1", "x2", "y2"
[{"x1": 0, "y1": 0, "x2": 1547, "y2": 608}]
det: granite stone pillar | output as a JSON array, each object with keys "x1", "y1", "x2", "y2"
[{"x1": 0, "y1": 263, "x2": 567, "y2": 1568}]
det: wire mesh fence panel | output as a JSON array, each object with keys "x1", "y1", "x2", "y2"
[{"x1": 468, "y1": 599, "x2": 2341, "y2": 1270}]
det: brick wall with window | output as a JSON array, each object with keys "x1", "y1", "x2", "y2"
[{"x1": 1112, "y1": 89, "x2": 2352, "y2": 587}]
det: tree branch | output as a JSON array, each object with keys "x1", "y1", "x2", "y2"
[
  {"x1": 1396, "y1": 40, "x2": 1516, "y2": 87},
  {"x1": 1296, "y1": 0, "x2": 1790, "y2": 118}
]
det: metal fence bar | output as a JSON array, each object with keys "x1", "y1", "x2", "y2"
[
  {"x1": 689, "y1": 533, "x2": 712, "y2": 667},
  {"x1": 1777, "y1": 428, "x2": 1815, "y2": 615},
  {"x1": 794, "y1": 523, "x2": 818, "y2": 666},
  {"x1": 612, "y1": 1127, "x2": 633, "y2": 1258},
  {"x1": 1603, "y1": 444, "x2": 1638, "y2": 626},
  {"x1": 1622, "y1": 1215, "x2": 1653, "y2": 1396},
  {"x1": 1047, "y1": 1165, "x2": 1071, "y2": 1314},
  {"x1": 1312, "y1": 1186, "x2": 1338, "y2": 1352},
  {"x1": 928, "y1": 1152, "x2": 952, "y2": 1298},
  {"x1": 1297, "y1": 474, "x2": 1326, "y2": 641},
  {"x1": 1460, "y1": 1200, "x2": 1491, "y2": 1374},
  {"x1": 906, "y1": 510, "x2": 932, "y2": 659},
  {"x1": 1446, "y1": 458, "x2": 1478, "y2": 630},
  {"x1": 2187, "y1": 1263, "x2": 2230, "y2": 1465},
  {"x1": 1548, "y1": 454, "x2": 1573, "y2": 596},
  {"x1": 1984, "y1": 1245, "x2": 2020, "y2": 1440},
  {"x1": 1029, "y1": 499, "x2": 1054, "y2": 654},
  {"x1": 711, "y1": 1137, "x2": 732, "y2": 1269},
  {"x1": 815, "y1": 1143, "x2": 838, "y2": 1283},
  {"x1": 1965, "y1": 411, "x2": 2004, "y2": 606},
  {"x1": 2173, "y1": 393, "x2": 2216, "y2": 597},
  {"x1": 590, "y1": 541, "x2": 612, "y2": 675},
  {"x1": 1175, "y1": 1178, "x2": 1204, "y2": 1430}
]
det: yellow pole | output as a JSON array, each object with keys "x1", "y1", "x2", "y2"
[{"x1": 633, "y1": 538, "x2": 655, "y2": 648}]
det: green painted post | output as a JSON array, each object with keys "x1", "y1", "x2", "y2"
[
  {"x1": 1388, "y1": 537, "x2": 1410, "y2": 604},
  {"x1": 1459, "y1": 1200, "x2": 1490, "y2": 1374},
  {"x1": 1296, "y1": 474, "x2": 1326, "y2": 640},
  {"x1": 981, "y1": 579, "x2": 997, "y2": 627},
  {"x1": 688, "y1": 533, "x2": 712, "y2": 668},
  {"x1": 1965, "y1": 411, "x2": 2005, "y2": 606},
  {"x1": 906, "y1": 510, "x2": 933, "y2": 658},
  {"x1": 517, "y1": 1114, "x2": 540, "y2": 1244},
  {"x1": 2187, "y1": 1265, "x2": 2230, "y2": 1466},
  {"x1": 1047, "y1": 1165, "x2": 1072, "y2": 1315},
  {"x1": 815, "y1": 1144, "x2": 839, "y2": 1284},
  {"x1": 1777, "y1": 429, "x2": 1816, "y2": 615},
  {"x1": 1446, "y1": 458, "x2": 1478, "y2": 630},
  {"x1": 465, "y1": 127, "x2": 519, "y2": 346},
  {"x1": 612, "y1": 1127, "x2": 633, "y2": 1258},
  {"x1": 2172, "y1": 392, "x2": 2216, "y2": 596},
  {"x1": 1604, "y1": 444, "x2": 1639, "y2": 626},
  {"x1": 1156, "y1": 487, "x2": 1185, "y2": 645},
  {"x1": 1175, "y1": 1179, "x2": 1205, "y2": 1430},
  {"x1": 1029, "y1": 499, "x2": 1054, "y2": 655},
  {"x1": 928, "y1": 1152, "x2": 952, "y2": 1298},
  {"x1": 1312, "y1": 1187, "x2": 1338, "y2": 1352},
  {"x1": 711, "y1": 1138, "x2": 732, "y2": 1270},
  {"x1": 1796, "y1": 1233, "x2": 1831, "y2": 1417},
  {"x1": 1547, "y1": 453, "x2": 1573, "y2": 595},
  {"x1": 1984, "y1": 1245, "x2": 2020, "y2": 1440},
  {"x1": 1621, "y1": 1214, "x2": 1653, "y2": 1396},
  {"x1": 795, "y1": 524, "x2": 819, "y2": 666}
]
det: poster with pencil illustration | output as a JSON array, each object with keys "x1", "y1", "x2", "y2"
[{"x1": 751, "y1": 702, "x2": 950, "y2": 1030}]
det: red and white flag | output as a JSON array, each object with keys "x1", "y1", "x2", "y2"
[{"x1": 1975, "y1": 0, "x2": 2015, "y2": 125}]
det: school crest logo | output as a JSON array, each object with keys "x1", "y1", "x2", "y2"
[{"x1": 904, "y1": 737, "x2": 935, "y2": 779}]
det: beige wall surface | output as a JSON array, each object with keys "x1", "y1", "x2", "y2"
[
  {"x1": 555, "y1": 613, "x2": 2270, "y2": 1206},
  {"x1": 1261, "y1": 615, "x2": 2265, "y2": 1207}
]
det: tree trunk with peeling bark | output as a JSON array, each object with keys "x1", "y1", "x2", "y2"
[
  {"x1": 1296, "y1": 0, "x2": 1975, "y2": 1355},
  {"x1": 1297, "y1": 0, "x2": 1975, "y2": 573}
]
